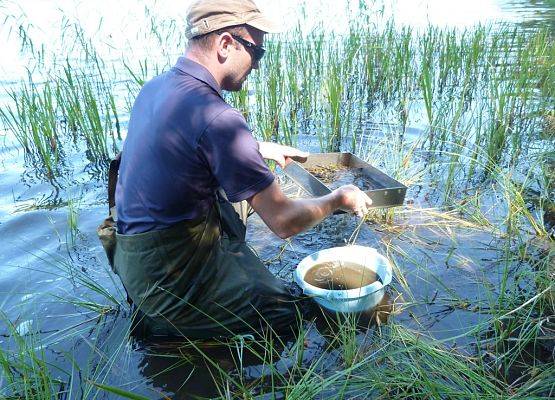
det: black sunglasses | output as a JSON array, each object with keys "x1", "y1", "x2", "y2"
[{"x1": 230, "y1": 34, "x2": 266, "y2": 63}]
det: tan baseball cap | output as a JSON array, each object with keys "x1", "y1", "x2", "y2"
[{"x1": 185, "y1": 0, "x2": 280, "y2": 39}]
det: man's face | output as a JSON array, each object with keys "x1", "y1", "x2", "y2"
[{"x1": 221, "y1": 27, "x2": 265, "y2": 92}]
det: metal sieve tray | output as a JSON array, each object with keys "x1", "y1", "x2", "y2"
[{"x1": 283, "y1": 152, "x2": 406, "y2": 210}]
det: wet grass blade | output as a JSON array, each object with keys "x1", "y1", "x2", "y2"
[{"x1": 88, "y1": 382, "x2": 153, "y2": 400}]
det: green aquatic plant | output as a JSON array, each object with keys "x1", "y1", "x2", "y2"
[
  {"x1": 56, "y1": 62, "x2": 121, "y2": 162},
  {"x1": 0, "y1": 77, "x2": 59, "y2": 175},
  {"x1": 323, "y1": 55, "x2": 343, "y2": 152},
  {"x1": 0, "y1": 313, "x2": 64, "y2": 399},
  {"x1": 65, "y1": 197, "x2": 80, "y2": 248},
  {"x1": 228, "y1": 86, "x2": 249, "y2": 119},
  {"x1": 353, "y1": 324, "x2": 505, "y2": 398},
  {"x1": 258, "y1": 40, "x2": 284, "y2": 143}
]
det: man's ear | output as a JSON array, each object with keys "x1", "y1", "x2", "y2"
[{"x1": 216, "y1": 32, "x2": 234, "y2": 59}]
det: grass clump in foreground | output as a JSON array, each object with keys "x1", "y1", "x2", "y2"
[
  {"x1": 134, "y1": 315, "x2": 553, "y2": 399},
  {"x1": 0, "y1": 314, "x2": 62, "y2": 400}
]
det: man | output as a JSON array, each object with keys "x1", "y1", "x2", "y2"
[{"x1": 113, "y1": 0, "x2": 372, "y2": 338}]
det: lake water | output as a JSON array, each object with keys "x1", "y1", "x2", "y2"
[{"x1": 0, "y1": 0, "x2": 553, "y2": 398}]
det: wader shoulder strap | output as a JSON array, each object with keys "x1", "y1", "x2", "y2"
[
  {"x1": 98, "y1": 152, "x2": 122, "y2": 268},
  {"x1": 108, "y1": 152, "x2": 122, "y2": 216}
]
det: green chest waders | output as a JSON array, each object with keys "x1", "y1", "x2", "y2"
[{"x1": 99, "y1": 154, "x2": 301, "y2": 339}]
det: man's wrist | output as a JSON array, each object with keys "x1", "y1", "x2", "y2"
[{"x1": 328, "y1": 190, "x2": 344, "y2": 213}]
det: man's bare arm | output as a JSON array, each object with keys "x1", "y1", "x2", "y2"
[{"x1": 248, "y1": 180, "x2": 372, "y2": 239}]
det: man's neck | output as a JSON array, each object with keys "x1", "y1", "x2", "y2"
[{"x1": 184, "y1": 49, "x2": 224, "y2": 89}]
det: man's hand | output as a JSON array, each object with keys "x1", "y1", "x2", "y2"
[
  {"x1": 333, "y1": 185, "x2": 373, "y2": 218},
  {"x1": 258, "y1": 141, "x2": 309, "y2": 168}
]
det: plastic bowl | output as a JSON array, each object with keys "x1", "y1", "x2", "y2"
[{"x1": 294, "y1": 245, "x2": 393, "y2": 313}]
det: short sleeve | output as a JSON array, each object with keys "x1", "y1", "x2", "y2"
[{"x1": 198, "y1": 108, "x2": 274, "y2": 202}]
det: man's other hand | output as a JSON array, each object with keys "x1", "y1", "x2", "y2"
[
  {"x1": 258, "y1": 141, "x2": 309, "y2": 168},
  {"x1": 334, "y1": 185, "x2": 373, "y2": 218}
]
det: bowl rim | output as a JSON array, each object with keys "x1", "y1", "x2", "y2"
[{"x1": 294, "y1": 245, "x2": 392, "y2": 299}]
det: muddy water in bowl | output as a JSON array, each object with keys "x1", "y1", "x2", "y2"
[
  {"x1": 295, "y1": 245, "x2": 393, "y2": 313},
  {"x1": 304, "y1": 261, "x2": 378, "y2": 290}
]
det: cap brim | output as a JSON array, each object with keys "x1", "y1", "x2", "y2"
[{"x1": 246, "y1": 14, "x2": 281, "y2": 34}]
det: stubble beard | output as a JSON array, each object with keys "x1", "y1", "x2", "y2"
[{"x1": 223, "y1": 68, "x2": 250, "y2": 92}]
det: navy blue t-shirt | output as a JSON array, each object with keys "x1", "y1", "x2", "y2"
[{"x1": 115, "y1": 57, "x2": 274, "y2": 234}]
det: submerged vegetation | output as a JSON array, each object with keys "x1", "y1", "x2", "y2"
[{"x1": 0, "y1": 0, "x2": 553, "y2": 398}]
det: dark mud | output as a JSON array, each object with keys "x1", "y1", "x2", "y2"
[{"x1": 306, "y1": 164, "x2": 375, "y2": 191}]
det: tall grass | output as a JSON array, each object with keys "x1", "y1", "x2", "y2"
[
  {"x1": 3, "y1": 3, "x2": 551, "y2": 185},
  {"x1": 0, "y1": 77, "x2": 59, "y2": 175}
]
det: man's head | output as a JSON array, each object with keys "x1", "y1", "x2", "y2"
[{"x1": 185, "y1": 0, "x2": 278, "y2": 91}]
